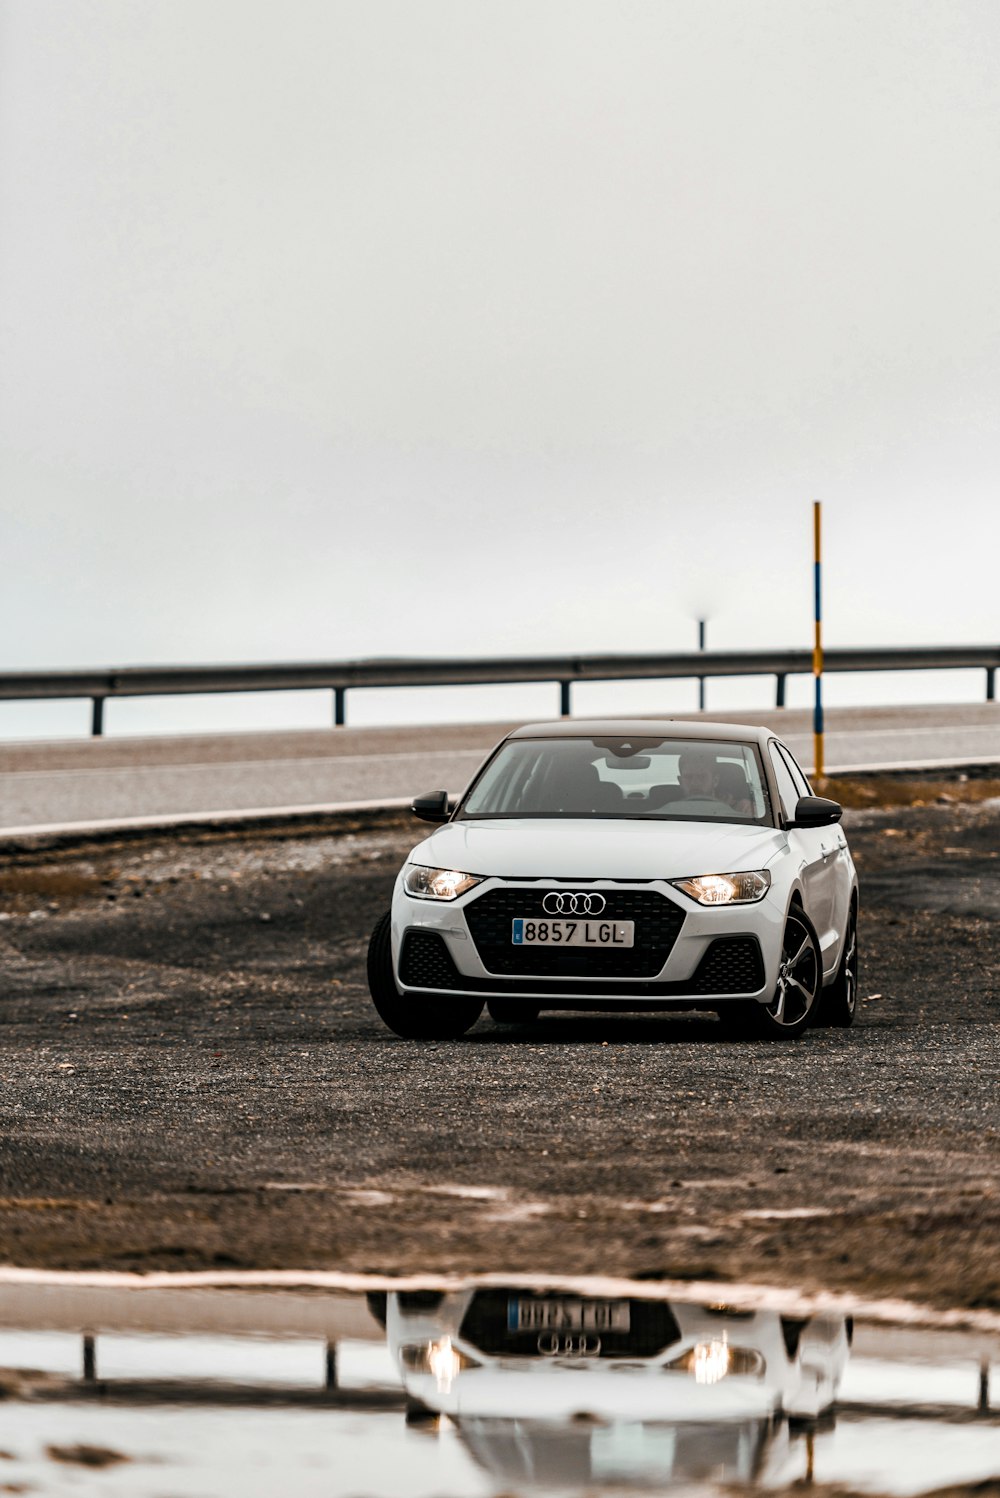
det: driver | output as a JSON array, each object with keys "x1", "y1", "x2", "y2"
[{"x1": 672, "y1": 749, "x2": 737, "y2": 817}]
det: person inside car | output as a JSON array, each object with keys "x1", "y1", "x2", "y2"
[
  {"x1": 715, "y1": 761, "x2": 755, "y2": 818},
  {"x1": 671, "y1": 749, "x2": 738, "y2": 817}
]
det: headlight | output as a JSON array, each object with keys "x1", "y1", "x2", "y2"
[
  {"x1": 665, "y1": 1340, "x2": 765, "y2": 1383},
  {"x1": 399, "y1": 1338, "x2": 480, "y2": 1390},
  {"x1": 403, "y1": 865, "x2": 484, "y2": 901},
  {"x1": 670, "y1": 871, "x2": 771, "y2": 905}
]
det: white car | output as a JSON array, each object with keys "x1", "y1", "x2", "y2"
[
  {"x1": 367, "y1": 719, "x2": 858, "y2": 1040},
  {"x1": 383, "y1": 1286, "x2": 850, "y2": 1486}
]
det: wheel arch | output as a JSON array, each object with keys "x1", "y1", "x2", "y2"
[
  {"x1": 786, "y1": 886, "x2": 824, "y2": 940},
  {"x1": 783, "y1": 895, "x2": 824, "y2": 982}
]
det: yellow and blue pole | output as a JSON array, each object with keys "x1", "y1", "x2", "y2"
[{"x1": 813, "y1": 500, "x2": 824, "y2": 782}]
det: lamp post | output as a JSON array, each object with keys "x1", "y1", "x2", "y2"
[{"x1": 697, "y1": 619, "x2": 706, "y2": 712}]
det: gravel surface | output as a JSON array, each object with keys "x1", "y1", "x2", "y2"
[{"x1": 0, "y1": 796, "x2": 997, "y2": 1310}]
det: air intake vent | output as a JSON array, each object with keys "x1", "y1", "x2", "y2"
[
  {"x1": 398, "y1": 930, "x2": 463, "y2": 990},
  {"x1": 689, "y1": 937, "x2": 765, "y2": 994}
]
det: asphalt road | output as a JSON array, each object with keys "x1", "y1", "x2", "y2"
[
  {"x1": 1, "y1": 703, "x2": 1000, "y2": 831},
  {"x1": 0, "y1": 794, "x2": 997, "y2": 1310}
]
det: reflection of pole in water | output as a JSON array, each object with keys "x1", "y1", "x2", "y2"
[
  {"x1": 979, "y1": 1357, "x2": 990, "y2": 1414},
  {"x1": 812, "y1": 501, "x2": 824, "y2": 784}
]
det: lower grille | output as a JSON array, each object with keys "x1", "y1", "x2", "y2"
[
  {"x1": 689, "y1": 937, "x2": 765, "y2": 995},
  {"x1": 398, "y1": 930, "x2": 464, "y2": 991},
  {"x1": 397, "y1": 930, "x2": 765, "y2": 999},
  {"x1": 465, "y1": 885, "x2": 684, "y2": 978}
]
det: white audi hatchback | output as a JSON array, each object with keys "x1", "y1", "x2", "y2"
[
  {"x1": 367, "y1": 720, "x2": 858, "y2": 1041},
  {"x1": 384, "y1": 1287, "x2": 849, "y2": 1430}
]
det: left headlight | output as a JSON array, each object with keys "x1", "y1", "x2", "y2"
[
  {"x1": 399, "y1": 1338, "x2": 481, "y2": 1390},
  {"x1": 670, "y1": 870, "x2": 771, "y2": 905},
  {"x1": 403, "y1": 865, "x2": 484, "y2": 901},
  {"x1": 664, "y1": 1340, "x2": 765, "y2": 1383}
]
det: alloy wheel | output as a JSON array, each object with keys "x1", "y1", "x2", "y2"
[
  {"x1": 766, "y1": 912, "x2": 820, "y2": 1028},
  {"x1": 840, "y1": 915, "x2": 857, "y2": 1017}
]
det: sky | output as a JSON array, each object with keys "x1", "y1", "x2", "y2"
[{"x1": 0, "y1": 1, "x2": 998, "y2": 736}]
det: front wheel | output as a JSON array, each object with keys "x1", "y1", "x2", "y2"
[
  {"x1": 721, "y1": 909, "x2": 821, "y2": 1041},
  {"x1": 366, "y1": 913, "x2": 483, "y2": 1040}
]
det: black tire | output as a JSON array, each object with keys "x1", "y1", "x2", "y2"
[
  {"x1": 405, "y1": 1399, "x2": 440, "y2": 1428},
  {"x1": 815, "y1": 902, "x2": 858, "y2": 1028},
  {"x1": 366, "y1": 913, "x2": 483, "y2": 1040},
  {"x1": 720, "y1": 908, "x2": 822, "y2": 1041},
  {"x1": 487, "y1": 999, "x2": 541, "y2": 1026}
]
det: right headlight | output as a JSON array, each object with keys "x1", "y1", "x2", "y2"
[
  {"x1": 670, "y1": 870, "x2": 771, "y2": 905},
  {"x1": 403, "y1": 865, "x2": 484, "y2": 901}
]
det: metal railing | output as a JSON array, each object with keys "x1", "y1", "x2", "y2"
[{"x1": 0, "y1": 645, "x2": 996, "y2": 736}]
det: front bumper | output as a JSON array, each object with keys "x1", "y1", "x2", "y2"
[{"x1": 391, "y1": 876, "x2": 782, "y2": 1005}]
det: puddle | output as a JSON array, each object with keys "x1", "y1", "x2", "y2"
[
  {"x1": 0, "y1": 1272, "x2": 997, "y2": 1496},
  {"x1": 423, "y1": 1184, "x2": 510, "y2": 1202},
  {"x1": 741, "y1": 1208, "x2": 837, "y2": 1220}
]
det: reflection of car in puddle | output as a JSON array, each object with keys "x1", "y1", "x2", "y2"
[{"x1": 378, "y1": 1288, "x2": 851, "y2": 1487}]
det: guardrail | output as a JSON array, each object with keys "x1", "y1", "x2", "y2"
[{"x1": 0, "y1": 646, "x2": 997, "y2": 736}]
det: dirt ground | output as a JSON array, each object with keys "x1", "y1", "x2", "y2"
[{"x1": 0, "y1": 784, "x2": 997, "y2": 1312}]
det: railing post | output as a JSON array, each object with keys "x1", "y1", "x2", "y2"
[
  {"x1": 325, "y1": 1340, "x2": 338, "y2": 1389},
  {"x1": 82, "y1": 1333, "x2": 96, "y2": 1381},
  {"x1": 334, "y1": 687, "x2": 346, "y2": 727},
  {"x1": 559, "y1": 681, "x2": 571, "y2": 718},
  {"x1": 91, "y1": 698, "x2": 105, "y2": 737},
  {"x1": 987, "y1": 668, "x2": 996, "y2": 703},
  {"x1": 775, "y1": 674, "x2": 786, "y2": 708}
]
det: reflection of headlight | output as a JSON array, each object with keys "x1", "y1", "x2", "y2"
[
  {"x1": 670, "y1": 871, "x2": 771, "y2": 905},
  {"x1": 665, "y1": 1340, "x2": 765, "y2": 1383},
  {"x1": 403, "y1": 865, "x2": 484, "y2": 901},
  {"x1": 399, "y1": 1338, "x2": 480, "y2": 1391}
]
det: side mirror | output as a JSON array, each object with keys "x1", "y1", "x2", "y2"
[
  {"x1": 411, "y1": 789, "x2": 451, "y2": 823},
  {"x1": 788, "y1": 795, "x2": 842, "y2": 829}
]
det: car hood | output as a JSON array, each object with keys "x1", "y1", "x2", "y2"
[{"x1": 413, "y1": 818, "x2": 787, "y2": 881}]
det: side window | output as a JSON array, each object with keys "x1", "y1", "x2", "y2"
[
  {"x1": 776, "y1": 744, "x2": 811, "y2": 799},
  {"x1": 768, "y1": 744, "x2": 801, "y2": 823}
]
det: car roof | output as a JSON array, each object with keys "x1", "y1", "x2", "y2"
[{"x1": 506, "y1": 719, "x2": 774, "y2": 745}]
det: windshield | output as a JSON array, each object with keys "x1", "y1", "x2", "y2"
[{"x1": 458, "y1": 736, "x2": 772, "y2": 824}]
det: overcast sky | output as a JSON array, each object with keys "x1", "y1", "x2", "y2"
[{"x1": 0, "y1": 1, "x2": 997, "y2": 733}]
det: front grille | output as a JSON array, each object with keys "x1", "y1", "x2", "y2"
[
  {"x1": 459, "y1": 1290, "x2": 681, "y2": 1360},
  {"x1": 398, "y1": 930, "x2": 464, "y2": 990},
  {"x1": 465, "y1": 885, "x2": 684, "y2": 978},
  {"x1": 397, "y1": 928, "x2": 764, "y2": 1000},
  {"x1": 689, "y1": 937, "x2": 765, "y2": 995}
]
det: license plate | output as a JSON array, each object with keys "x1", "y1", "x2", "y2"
[
  {"x1": 511, "y1": 918, "x2": 634, "y2": 948},
  {"x1": 508, "y1": 1298, "x2": 631, "y2": 1333}
]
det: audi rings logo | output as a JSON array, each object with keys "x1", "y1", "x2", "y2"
[{"x1": 541, "y1": 891, "x2": 607, "y2": 915}]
